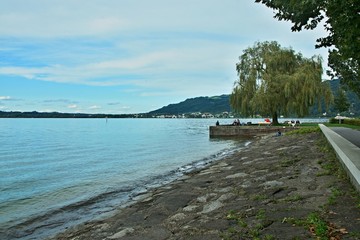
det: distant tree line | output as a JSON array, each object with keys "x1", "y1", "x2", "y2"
[{"x1": 0, "y1": 111, "x2": 141, "y2": 118}]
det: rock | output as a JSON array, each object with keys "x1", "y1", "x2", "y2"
[
  {"x1": 107, "y1": 228, "x2": 134, "y2": 239},
  {"x1": 168, "y1": 213, "x2": 186, "y2": 221},
  {"x1": 261, "y1": 180, "x2": 284, "y2": 189},
  {"x1": 225, "y1": 172, "x2": 248, "y2": 179},
  {"x1": 202, "y1": 200, "x2": 223, "y2": 213},
  {"x1": 183, "y1": 205, "x2": 198, "y2": 212}
]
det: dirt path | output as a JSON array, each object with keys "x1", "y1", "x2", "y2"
[{"x1": 52, "y1": 132, "x2": 360, "y2": 240}]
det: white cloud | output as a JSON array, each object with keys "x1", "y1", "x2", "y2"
[
  {"x1": 0, "y1": 96, "x2": 11, "y2": 100},
  {"x1": 67, "y1": 104, "x2": 78, "y2": 109},
  {"x1": 0, "y1": 67, "x2": 43, "y2": 79},
  {"x1": 88, "y1": 17, "x2": 127, "y2": 34},
  {"x1": 89, "y1": 105, "x2": 101, "y2": 110},
  {"x1": 0, "y1": 40, "x2": 237, "y2": 90},
  {"x1": 0, "y1": 1, "x2": 130, "y2": 37}
]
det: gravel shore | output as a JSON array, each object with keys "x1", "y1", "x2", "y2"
[{"x1": 52, "y1": 131, "x2": 360, "y2": 240}]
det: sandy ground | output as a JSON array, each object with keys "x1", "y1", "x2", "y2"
[{"x1": 51, "y1": 131, "x2": 360, "y2": 240}]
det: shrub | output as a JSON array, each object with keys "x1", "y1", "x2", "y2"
[{"x1": 329, "y1": 117, "x2": 360, "y2": 126}]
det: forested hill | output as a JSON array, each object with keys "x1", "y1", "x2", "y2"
[
  {"x1": 148, "y1": 95, "x2": 231, "y2": 115},
  {"x1": 327, "y1": 78, "x2": 360, "y2": 115},
  {"x1": 149, "y1": 79, "x2": 360, "y2": 117}
]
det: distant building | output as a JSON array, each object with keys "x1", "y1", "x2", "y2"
[{"x1": 202, "y1": 113, "x2": 214, "y2": 118}]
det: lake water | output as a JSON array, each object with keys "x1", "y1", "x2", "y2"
[
  {"x1": 0, "y1": 118, "x2": 253, "y2": 239},
  {"x1": 0, "y1": 118, "x2": 328, "y2": 239}
]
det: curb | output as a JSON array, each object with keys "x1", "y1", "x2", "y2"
[{"x1": 319, "y1": 124, "x2": 360, "y2": 192}]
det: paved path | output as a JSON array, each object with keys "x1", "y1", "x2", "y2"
[{"x1": 330, "y1": 127, "x2": 360, "y2": 148}]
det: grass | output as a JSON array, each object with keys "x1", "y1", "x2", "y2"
[
  {"x1": 281, "y1": 121, "x2": 360, "y2": 133},
  {"x1": 306, "y1": 212, "x2": 328, "y2": 239},
  {"x1": 222, "y1": 209, "x2": 270, "y2": 239},
  {"x1": 221, "y1": 130, "x2": 359, "y2": 239},
  {"x1": 324, "y1": 123, "x2": 360, "y2": 130},
  {"x1": 316, "y1": 136, "x2": 348, "y2": 179},
  {"x1": 282, "y1": 212, "x2": 328, "y2": 240},
  {"x1": 255, "y1": 209, "x2": 266, "y2": 220},
  {"x1": 250, "y1": 194, "x2": 268, "y2": 201},
  {"x1": 353, "y1": 188, "x2": 360, "y2": 210},
  {"x1": 280, "y1": 157, "x2": 301, "y2": 167},
  {"x1": 223, "y1": 194, "x2": 355, "y2": 238},
  {"x1": 284, "y1": 134, "x2": 360, "y2": 239},
  {"x1": 283, "y1": 194, "x2": 304, "y2": 203},
  {"x1": 285, "y1": 126, "x2": 321, "y2": 135},
  {"x1": 327, "y1": 187, "x2": 343, "y2": 205}
]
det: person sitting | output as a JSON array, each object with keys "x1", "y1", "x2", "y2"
[
  {"x1": 232, "y1": 119, "x2": 240, "y2": 126},
  {"x1": 289, "y1": 120, "x2": 296, "y2": 127}
]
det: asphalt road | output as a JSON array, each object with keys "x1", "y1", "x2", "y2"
[{"x1": 330, "y1": 127, "x2": 360, "y2": 148}]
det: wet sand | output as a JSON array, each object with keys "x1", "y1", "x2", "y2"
[{"x1": 51, "y1": 132, "x2": 360, "y2": 240}]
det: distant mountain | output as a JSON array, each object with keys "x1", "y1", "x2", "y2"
[
  {"x1": 148, "y1": 94, "x2": 231, "y2": 115},
  {"x1": 148, "y1": 79, "x2": 360, "y2": 117}
]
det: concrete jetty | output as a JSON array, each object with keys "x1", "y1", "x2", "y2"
[{"x1": 209, "y1": 125, "x2": 297, "y2": 137}]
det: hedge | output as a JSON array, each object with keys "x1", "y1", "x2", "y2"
[{"x1": 329, "y1": 117, "x2": 360, "y2": 126}]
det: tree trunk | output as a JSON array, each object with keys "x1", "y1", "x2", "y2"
[{"x1": 272, "y1": 112, "x2": 279, "y2": 125}]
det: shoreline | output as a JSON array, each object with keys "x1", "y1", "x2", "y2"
[{"x1": 51, "y1": 132, "x2": 360, "y2": 239}]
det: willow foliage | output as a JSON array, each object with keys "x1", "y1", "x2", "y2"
[
  {"x1": 230, "y1": 41, "x2": 332, "y2": 124},
  {"x1": 255, "y1": 0, "x2": 360, "y2": 97}
]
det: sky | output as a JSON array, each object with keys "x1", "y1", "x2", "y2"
[{"x1": 0, "y1": 0, "x2": 330, "y2": 114}]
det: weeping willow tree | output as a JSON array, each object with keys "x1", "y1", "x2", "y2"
[{"x1": 230, "y1": 41, "x2": 332, "y2": 124}]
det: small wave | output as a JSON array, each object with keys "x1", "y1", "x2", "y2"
[{"x1": 2, "y1": 184, "x2": 140, "y2": 239}]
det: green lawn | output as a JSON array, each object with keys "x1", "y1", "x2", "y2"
[
  {"x1": 283, "y1": 121, "x2": 360, "y2": 135},
  {"x1": 324, "y1": 123, "x2": 360, "y2": 130}
]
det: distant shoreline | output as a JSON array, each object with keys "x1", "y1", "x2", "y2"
[
  {"x1": 0, "y1": 111, "x2": 332, "y2": 120},
  {"x1": 0, "y1": 110, "x2": 138, "y2": 118}
]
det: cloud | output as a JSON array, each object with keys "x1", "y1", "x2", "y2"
[
  {"x1": 89, "y1": 105, "x2": 101, "y2": 110},
  {"x1": 107, "y1": 102, "x2": 122, "y2": 106},
  {"x1": 88, "y1": 17, "x2": 128, "y2": 34},
  {"x1": 67, "y1": 104, "x2": 78, "y2": 109},
  {"x1": 0, "y1": 96, "x2": 11, "y2": 100},
  {"x1": 0, "y1": 1, "x2": 131, "y2": 38},
  {"x1": 0, "y1": 40, "x2": 237, "y2": 92},
  {"x1": 0, "y1": 96, "x2": 22, "y2": 101},
  {"x1": 0, "y1": 1, "x2": 226, "y2": 37},
  {"x1": 0, "y1": 0, "x2": 331, "y2": 113},
  {"x1": 119, "y1": 106, "x2": 131, "y2": 111},
  {"x1": 43, "y1": 99, "x2": 78, "y2": 104}
]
